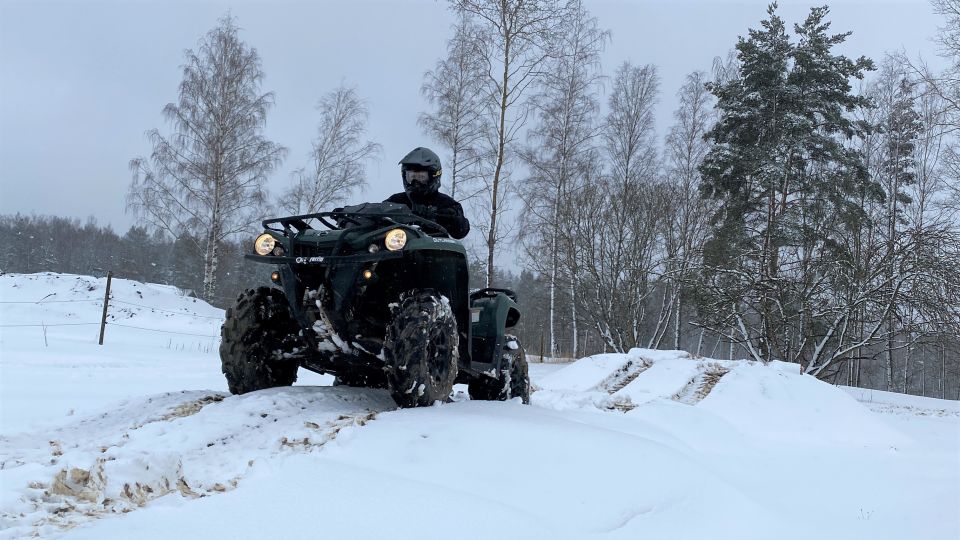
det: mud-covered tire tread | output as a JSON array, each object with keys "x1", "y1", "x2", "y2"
[
  {"x1": 383, "y1": 289, "x2": 459, "y2": 408},
  {"x1": 220, "y1": 287, "x2": 300, "y2": 395},
  {"x1": 468, "y1": 334, "x2": 531, "y2": 404}
]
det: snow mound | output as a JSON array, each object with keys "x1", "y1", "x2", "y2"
[
  {"x1": 0, "y1": 387, "x2": 395, "y2": 539},
  {"x1": 536, "y1": 352, "x2": 642, "y2": 392},
  {"x1": 700, "y1": 362, "x2": 913, "y2": 447},
  {"x1": 534, "y1": 349, "x2": 911, "y2": 448},
  {"x1": 536, "y1": 348, "x2": 690, "y2": 393},
  {"x1": 612, "y1": 356, "x2": 705, "y2": 406}
]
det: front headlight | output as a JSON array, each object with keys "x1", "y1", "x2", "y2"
[
  {"x1": 384, "y1": 229, "x2": 407, "y2": 251},
  {"x1": 254, "y1": 233, "x2": 276, "y2": 256}
]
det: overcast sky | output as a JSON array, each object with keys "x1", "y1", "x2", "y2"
[{"x1": 0, "y1": 0, "x2": 947, "y2": 237}]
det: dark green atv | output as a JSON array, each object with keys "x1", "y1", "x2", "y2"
[{"x1": 219, "y1": 202, "x2": 530, "y2": 408}]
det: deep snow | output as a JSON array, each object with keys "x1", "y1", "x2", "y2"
[{"x1": 1, "y1": 273, "x2": 957, "y2": 539}]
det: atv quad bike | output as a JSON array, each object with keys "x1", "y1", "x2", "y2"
[{"x1": 219, "y1": 202, "x2": 530, "y2": 408}]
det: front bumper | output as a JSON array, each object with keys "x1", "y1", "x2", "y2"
[{"x1": 244, "y1": 250, "x2": 405, "y2": 266}]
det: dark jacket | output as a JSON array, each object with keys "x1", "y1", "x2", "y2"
[{"x1": 384, "y1": 191, "x2": 470, "y2": 240}]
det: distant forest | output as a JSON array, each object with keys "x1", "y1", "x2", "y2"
[{"x1": 6, "y1": 1, "x2": 960, "y2": 399}]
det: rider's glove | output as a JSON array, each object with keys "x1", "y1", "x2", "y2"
[
  {"x1": 412, "y1": 203, "x2": 438, "y2": 221},
  {"x1": 435, "y1": 207, "x2": 458, "y2": 219}
]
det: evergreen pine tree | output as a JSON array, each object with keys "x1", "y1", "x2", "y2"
[{"x1": 698, "y1": 3, "x2": 876, "y2": 364}]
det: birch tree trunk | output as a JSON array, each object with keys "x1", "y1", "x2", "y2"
[{"x1": 451, "y1": 0, "x2": 572, "y2": 287}]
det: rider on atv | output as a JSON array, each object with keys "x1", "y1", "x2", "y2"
[{"x1": 384, "y1": 147, "x2": 470, "y2": 239}]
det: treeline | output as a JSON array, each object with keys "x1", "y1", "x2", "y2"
[{"x1": 0, "y1": 215, "x2": 268, "y2": 308}]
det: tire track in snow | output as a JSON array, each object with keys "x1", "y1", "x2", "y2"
[
  {"x1": 0, "y1": 387, "x2": 394, "y2": 539},
  {"x1": 672, "y1": 364, "x2": 730, "y2": 405},
  {"x1": 600, "y1": 359, "x2": 653, "y2": 394},
  {"x1": 600, "y1": 359, "x2": 653, "y2": 412}
]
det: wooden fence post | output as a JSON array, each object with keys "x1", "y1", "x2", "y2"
[{"x1": 98, "y1": 271, "x2": 112, "y2": 345}]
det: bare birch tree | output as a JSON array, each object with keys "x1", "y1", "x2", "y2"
[
  {"x1": 928, "y1": 0, "x2": 960, "y2": 131},
  {"x1": 604, "y1": 63, "x2": 661, "y2": 191},
  {"x1": 662, "y1": 71, "x2": 715, "y2": 350},
  {"x1": 284, "y1": 85, "x2": 381, "y2": 215},
  {"x1": 128, "y1": 15, "x2": 285, "y2": 301},
  {"x1": 571, "y1": 62, "x2": 664, "y2": 353},
  {"x1": 875, "y1": 61, "x2": 923, "y2": 389},
  {"x1": 929, "y1": 0, "x2": 960, "y2": 211},
  {"x1": 518, "y1": 0, "x2": 607, "y2": 357},
  {"x1": 420, "y1": 17, "x2": 487, "y2": 201},
  {"x1": 897, "y1": 59, "x2": 960, "y2": 394},
  {"x1": 449, "y1": 0, "x2": 574, "y2": 286}
]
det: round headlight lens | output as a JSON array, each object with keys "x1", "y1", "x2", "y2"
[
  {"x1": 384, "y1": 229, "x2": 407, "y2": 251},
  {"x1": 254, "y1": 233, "x2": 276, "y2": 256}
]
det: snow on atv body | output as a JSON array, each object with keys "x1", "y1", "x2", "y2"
[{"x1": 220, "y1": 202, "x2": 529, "y2": 408}]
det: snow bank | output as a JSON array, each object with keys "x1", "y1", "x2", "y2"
[{"x1": 0, "y1": 272, "x2": 224, "y2": 348}]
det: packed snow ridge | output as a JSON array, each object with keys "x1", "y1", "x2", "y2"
[{"x1": 1, "y1": 273, "x2": 957, "y2": 539}]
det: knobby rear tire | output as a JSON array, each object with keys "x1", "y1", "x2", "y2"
[{"x1": 468, "y1": 334, "x2": 530, "y2": 404}]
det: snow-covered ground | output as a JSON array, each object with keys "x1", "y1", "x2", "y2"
[{"x1": 1, "y1": 273, "x2": 957, "y2": 539}]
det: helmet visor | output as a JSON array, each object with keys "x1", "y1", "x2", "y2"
[{"x1": 404, "y1": 169, "x2": 431, "y2": 185}]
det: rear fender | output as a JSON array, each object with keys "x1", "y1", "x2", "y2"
[{"x1": 470, "y1": 291, "x2": 521, "y2": 373}]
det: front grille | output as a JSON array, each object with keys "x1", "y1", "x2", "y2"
[{"x1": 293, "y1": 243, "x2": 329, "y2": 258}]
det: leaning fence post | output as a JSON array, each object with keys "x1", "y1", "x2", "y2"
[{"x1": 98, "y1": 271, "x2": 113, "y2": 345}]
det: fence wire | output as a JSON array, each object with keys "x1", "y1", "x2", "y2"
[
  {"x1": 110, "y1": 299, "x2": 224, "y2": 319},
  {"x1": 0, "y1": 299, "x2": 102, "y2": 304},
  {"x1": 0, "y1": 294, "x2": 223, "y2": 338},
  {"x1": 0, "y1": 322, "x2": 100, "y2": 328},
  {"x1": 108, "y1": 322, "x2": 220, "y2": 338}
]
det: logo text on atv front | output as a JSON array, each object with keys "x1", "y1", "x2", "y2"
[{"x1": 295, "y1": 256, "x2": 324, "y2": 264}]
